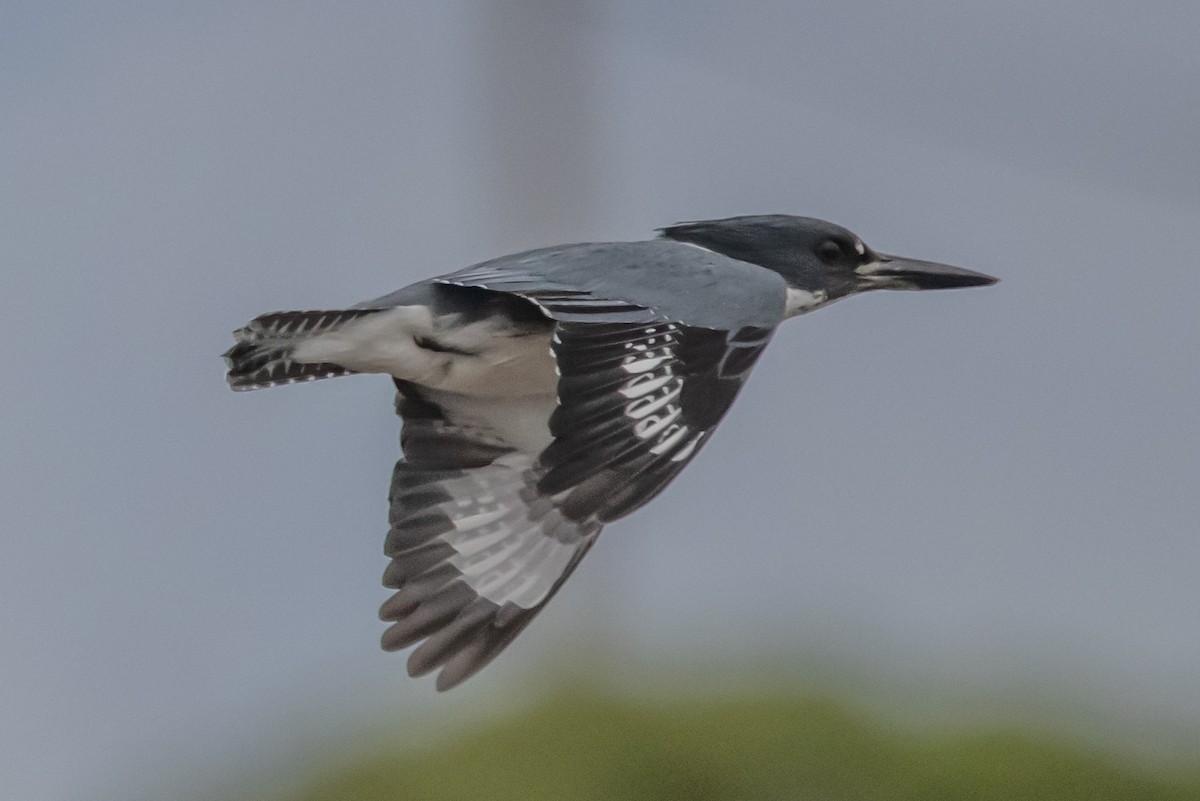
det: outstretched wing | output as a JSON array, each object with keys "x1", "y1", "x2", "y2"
[
  {"x1": 539, "y1": 321, "x2": 775, "y2": 522},
  {"x1": 382, "y1": 245, "x2": 783, "y2": 689},
  {"x1": 435, "y1": 239, "x2": 788, "y2": 330},
  {"x1": 435, "y1": 242, "x2": 783, "y2": 522},
  {"x1": 380, "y1": 322, "x2": 772, "y2": 690},
  {"x1": 380, "y1": 380, "x2": 600, "y2": 691}
]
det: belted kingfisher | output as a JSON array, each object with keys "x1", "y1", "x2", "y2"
[{"x1": 224, "y1": 214, "x2": 997, "y2": 690}]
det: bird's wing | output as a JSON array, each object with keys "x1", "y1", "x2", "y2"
[
  {"x1": 539, "y1": 320, "x2": 775, "y2": 522},
  {"x1": 435, "y1": 258, "x2": 663, "y2": 324},
  {"x1": 437, "y1": 243, "x2": 782, "y2": 522},
  {"x1": 382, "y1": 322, "x2": 773, "y2": 690},
  {"x1": 381, "y1": 381, "x2": 601, "y2": 691},
  {"x1": 434, "y1": 239, "x2": 788, "y2": 330},
  {"x1": 383, "y1": 243, "x2": 782, "y2": 689}
]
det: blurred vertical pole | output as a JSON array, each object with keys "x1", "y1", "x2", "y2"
[
  {"x1": 470, "y1": 0, "x2": 601, "y2": 250},
  {"x1": 468, "y1": 1, "x2": 620, "y2": 682}
]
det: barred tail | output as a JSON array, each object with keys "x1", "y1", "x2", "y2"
[{"x1": 223, "y1": 308, "x2": 381, "y2": 391}]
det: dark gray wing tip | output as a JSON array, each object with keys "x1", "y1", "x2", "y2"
[
  {"x1": 378, "y1": 567, "x2": 541, "y2": 692},
  {"x1": 381, "y1": 449, "x2": 604, "y2": 691}
]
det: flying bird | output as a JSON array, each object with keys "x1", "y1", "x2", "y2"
[{"x1": 224, "y1": 214, "x2": 997, "y2": 690}]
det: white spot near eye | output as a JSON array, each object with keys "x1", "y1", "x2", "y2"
[{"x1": 854, "y1": 240, "x2": 866, "y2": 255}]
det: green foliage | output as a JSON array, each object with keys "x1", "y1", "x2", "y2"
[{"x1": 275, "y1": 691, "x2": 1200, "y2": 801}]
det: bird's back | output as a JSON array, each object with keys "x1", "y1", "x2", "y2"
[{"x1": 364, "y1": 239, "x2": 789, "y2": 331}]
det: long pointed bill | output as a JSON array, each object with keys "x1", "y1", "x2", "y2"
[{"x1": 866, "y1": 253, "x2": 998, "y2": 290}]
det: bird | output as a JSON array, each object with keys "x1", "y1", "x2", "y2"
[{"x1": 223, "y1": 214, "x2": 997, "y2": 691}]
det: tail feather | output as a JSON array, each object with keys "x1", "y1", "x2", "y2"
[{"x1": 223, "y1": 308, "x2": 380, "y2": 391}]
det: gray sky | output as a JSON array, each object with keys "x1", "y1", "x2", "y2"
[{"x1": 3, "y1": 2, "x2": 1199, "y2": 799}]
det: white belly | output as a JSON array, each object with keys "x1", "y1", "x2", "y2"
[
  {"x1": 438, "y1": 327, "x2": 558, "y2": 398},
  {"x1": 292, "y1": 305, "x2": 559, "y2": 398},
  {"x1": 422, "y1": 390, "x2": 559, "y2": 454}
]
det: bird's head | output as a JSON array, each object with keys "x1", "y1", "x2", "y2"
[{"x1": 660, "y1": 214, "x2": 998, "y2": 317}]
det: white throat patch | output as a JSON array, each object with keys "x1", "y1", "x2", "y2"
[{"x1": 784, "y1": 287, "x2": 830, "y2": 317}]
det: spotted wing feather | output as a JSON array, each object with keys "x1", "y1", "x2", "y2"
[{"x1": 540, "y1": 322, "x2": 774, "y2": 523}]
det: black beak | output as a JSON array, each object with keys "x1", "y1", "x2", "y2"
[{"x1": 872, "y1": 253, "x2": 999, "y2": 290}]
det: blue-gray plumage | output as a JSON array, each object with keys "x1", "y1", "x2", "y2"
[
  {"x1": 431, "y1": 239, "x2": 791, "y2": 328},
  {"x1": 223, "y1": 214, "x2": 997, "y2": 690}
]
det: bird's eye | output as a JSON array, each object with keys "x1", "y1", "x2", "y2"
[{"x1": 817, "y1": 240, "x2": 844, "y2": 263}]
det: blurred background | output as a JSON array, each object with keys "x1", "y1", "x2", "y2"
[{"x1": 3, "y1": 2, "x2": 1199, "y2": 799}]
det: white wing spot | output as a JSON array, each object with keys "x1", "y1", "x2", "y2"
[
  {"x1": 616, "y1": 325, "x2": 699, "y2": 462},
  {"x1": 671, "y1": 432, "x2": 705, "y2": 462}
]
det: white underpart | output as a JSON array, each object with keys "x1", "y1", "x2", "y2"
[
  {"x1": 784, "y1": 286, "x2": 830, "y2": 317},
  {"x1": 292, "y1": 305, "x2": 558, "y2": 398},
  {"x1": 423, "y1": 389, "x2": 557, "y2": 454},
  {"x1": 292, "y1": 305, "x2": 434, "y2": 373}
]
